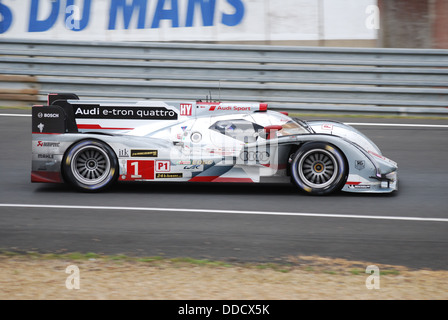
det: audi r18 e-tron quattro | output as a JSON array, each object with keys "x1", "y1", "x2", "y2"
[{"x1": 31, "y1": 93, "x2": 397, "y2": 195}]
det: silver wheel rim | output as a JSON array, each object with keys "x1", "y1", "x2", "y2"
[
  {"x1": 298, "y1": 149, "x2": 338, "y2": 189},
  {"x1": 71, "y1": 146, "x2": 111, "y2": 185}
]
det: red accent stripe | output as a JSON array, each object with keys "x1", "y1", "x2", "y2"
[
  {"x1": 189, "y1": 176, "x2": 219, "y2": 182},
  {"x1": 261, "y1": 163, "x2": 287, "y2": 170},
  {"x1": 31, "y1": 171, "x2": 62, "y2": 183},
  {"x1": 77, "y1": 124, "x2": 133, "y2": 130},
  {"x1": 345, "y1": 181, "x2": 361, "y2": 185}
]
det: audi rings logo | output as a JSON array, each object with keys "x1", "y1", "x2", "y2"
[{"x1": 240, "y1": 151, "x2": 270, "y2": 163}]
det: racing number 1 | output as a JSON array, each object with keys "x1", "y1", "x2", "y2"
[
  {"x1": 121, "y1": 160, "x2": 154, "y2": 180},
  {"x1": 131, "y1": 161, "x2": 142, "y2": 178}
]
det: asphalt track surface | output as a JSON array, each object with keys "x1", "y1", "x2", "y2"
[{"x1": 0, "y1": 111, "x2": 447, "y2": 270}]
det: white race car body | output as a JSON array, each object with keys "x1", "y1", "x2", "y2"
[{"x1": 31, "y1": 93, "x2": 397, "y2": 195}]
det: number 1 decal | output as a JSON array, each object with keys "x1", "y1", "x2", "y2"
[
  {"x1": 131, "y1": 161, "x2": 142, "y2": 178},
  {"x1": 120, "y1": 160, "x2": 154, "y2": 181}
]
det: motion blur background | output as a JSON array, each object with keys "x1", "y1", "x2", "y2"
[
  {"x1": 1, "y1": 0, "x2": 447, "y2": 115},
  {"x1": 1, "y1": 0, "x2": 447, "y2": 48}
]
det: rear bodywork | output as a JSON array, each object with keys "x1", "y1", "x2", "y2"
[{"x1": 32, "y1": 93, "x2": 397, "y2": 193}]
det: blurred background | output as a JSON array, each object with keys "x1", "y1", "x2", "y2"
[
  {"x1": 0, "y1": 0, "x2": 447, "y2": 114},
  {"x1": 1, "y1": 0, "x2": 447, "y2": 47}
]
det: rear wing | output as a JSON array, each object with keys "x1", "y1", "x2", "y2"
[
  {"x1": 32, "y1": 93, "x2": 269, "y2": 134},
  {"x1": 32, "y1": 93, "x2": 80, "y2": 134}
]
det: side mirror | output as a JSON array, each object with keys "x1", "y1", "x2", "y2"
[{"x1": 263, "y1": 125, "x2": 283, "y2": 140}]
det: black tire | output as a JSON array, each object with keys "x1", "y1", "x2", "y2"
[
  {"x1": 63, "y1": 139, "x2": 118, "y2": 192},
  {"x1": 290, "y1": 142, "x2": 348, "y2": 195}
]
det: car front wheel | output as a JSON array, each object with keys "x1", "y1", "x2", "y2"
[{"x1": 290, "y1": 142, "x2": 348, "y2": 195}]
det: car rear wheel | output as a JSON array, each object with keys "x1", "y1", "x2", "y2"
[
  {"x1": 290, "y1": 142, "x2": 348, "y2": 195},
  {"x1": 63, "y1": 140, "x2": 118, "y2": 192}
]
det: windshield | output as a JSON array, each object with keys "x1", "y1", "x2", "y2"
[
  {"x1": 252, "y1": 111, "x2": 310, "y2": 136},
  {"x1": 277, "y1": 120, "x2": 309, "y2": 136}
]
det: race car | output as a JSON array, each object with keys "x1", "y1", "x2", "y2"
[{"x1": 31, "y1": 93, "x2": 397, "y2": 195}]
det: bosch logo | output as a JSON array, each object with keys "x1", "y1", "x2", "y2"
[
  {"x1": 43, "y1": 113, "x2": 60, "y2": 118},
  {"x1": 37, "y1": 112, "x2": 59, "y2": 118}
]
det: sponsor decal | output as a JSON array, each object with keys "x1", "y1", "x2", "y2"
[
  {"x1": 130, "y1": 149, "x2": 158, "y2": 157},
  {"x1": 37, "y1": 112, "x2": 60, "y2": 118},
  {"x1": 321, "y1": 124, "x2": 333, "y2": 130},
  {"x1": 355, "y1": 160, "x2": 365, "y2": 170},
  {"x1": 180, "y1": 104, "x2": 192, "y2": 116},
  {"x1": 347, "y1": 184, "x2": 371, "y2": 189},
  {"x1": 207, "y1": 148, "x2": 236, "y2": 156},
  {"x1": 194, "y1": 160, "x2": 213, "y2": 165},
  {"x1": 209, "y1": 105, "x2": 251, "y2": 112},
  {"x1": 155, "y1": 160, "x2": 171, "y2": 172},
  {"x1": 156, "y1": 173, "x2": 183, "y2": 179},
  {"x1": 37, "y1": 141, "x2": 60, "y2": 148},
  {"x1": 37, "y1": 154, "x2": 54, "y2": 159},
  {"x1": 118, "y1": 149, "x2": 130, "y2": 157},
  {"x1": 233, "y1": 106, "x2": 251, "y2": 112},
  {"x1": 176, "y1": 160, "x2": 213, "y2": 165},
  {"x1": 32, "y1": 106, "x2": 65, "y2": 134},
  {"x1": 73, "y1": 105, "x2": 178, "y2": 120},
  {"x1": 183, "y1": 165, "x2": 202, "y2": 170}
]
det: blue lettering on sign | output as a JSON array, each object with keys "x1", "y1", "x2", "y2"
[
  {"x1": 28, "y1": 0, "x2": 60, "y2": 32},
  {"x1": 3, "y1": 0, "x2": 245, "y2": 35},
  {"x1": 107, "y1": 0, "x2": 245, "y2": 30},
  {"x1": 186, "y1": 0, "x2": 216, "y2": 27},
  {"x1": 222, "y1": 0, "x2": 244, "y2": 26},
  {"x1": 0, "y1": 1, "x2": 13, "y2": 34},
  {"x1": 152, "y1": 0, "x2": 179, "y2": 28},
  {"x1": 108, "y1": 0, "x2": 147, "y2": 30}
]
